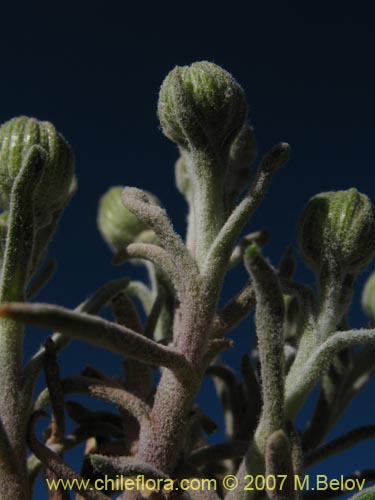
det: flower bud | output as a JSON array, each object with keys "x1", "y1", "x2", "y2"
[
  {"x1": 98, "y1": 186, "x2": 158, "y2": 252},
  {"x1": 157, "y1": 61, "x2": 248, "y2": 153},
  {"x1": 362, "y1": 271, "x2": 375, "y2": 322},
  {"x1": 0, "y1": 116, "x2": 75, "y2": 227},
  {"x1": 298, "y1": 189, "x2": 375, "y2": 274}
]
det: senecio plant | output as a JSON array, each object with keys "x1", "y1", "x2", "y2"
[{"x1": 1, "y1": 62, "x2": 375, "y2": 500}]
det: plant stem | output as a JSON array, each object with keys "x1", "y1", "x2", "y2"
[
  {"x1": 186, "y1": 151, "x2": 225, "y2": 266},
  {"x1": 0, "y1": 147, "x2": 45, "y2": 499},
  {"x1": 127, "y1": 279, "x2": 220, "y2": 499}
]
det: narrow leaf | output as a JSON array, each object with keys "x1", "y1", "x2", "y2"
[
  {"x1": 112, "y1": 292, "x2": 143, "y2": 333},
  {"x1": 245, "y1": 246, "x2": 285, "y2": 435},
  {"x1": 202, "y1": 338, "x2": 233, "y2": 367},
  {"x1": 65, "y1": 400, "x2": 122, "y2": 428},
  {"x1": 204, "y1": 143, "x2": 290, "y2": 278},
  {"x1": 1, "y1": 302, "x2": 193, "y2": 382},
  {"x1": 113, "y1": 242, "x2": 186, "y2": 298},
  {"x1": 91, "y1": 454, "x2": 168, "y2": 480},
  {"x1": 211, "y1": 283, "x2": 255, "y2": 338},
  {"x1": 23, "y1": 277, "x2": 130, "y2": 387},
  {"x1": 265, "y1": 430, "x2": 297, "y2": 500},
  {"x1": 144, "y1": 293, "x2": 164, "y2": 339},
  {"x1": 286, "y1": 328, "x2": 375, "y2": 418},
  {"x1": 305, "y1": 425, "x2": 375, "y2": 467},
  {"x1": 207, "y1": 364, "x2": 242, "y2": 439},
  {"x1": 43, "y1": 338, "x2": 65, "y2": 445},
  {"x1": 34, "y1": 375, "x2": 149, "y2": 427},
  {"x1": 86, "y1": 384, "x2": 150, "y2": 426},
  {"x1": 228, "y1": 229, "x2": 270, "y2": 268},
  {"x1": 236, "y1": 354, "x2": 262, "y2": 439},
  {"x1": 122, "y1": 186, "x2": 197, "y2": 273},
  {"x1": 27, "y1": 412, "x2": 110, "y2": 500}
]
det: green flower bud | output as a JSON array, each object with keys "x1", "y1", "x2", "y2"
[
  {"x1": 362, "y1": 270, "x2": 375, "y2": 322},
  {"x1": 157, "y1": 61, "x2": 248, "y2": 153},
  {"x1": 0, "y1": 116, "x2": 75, "y2": 227},
  {"x1": 98, "y1": 186, "x2": 158, "y2": 252},
  {"x1": 298, "y1": 188, "x2": 375, "y2": 274}
]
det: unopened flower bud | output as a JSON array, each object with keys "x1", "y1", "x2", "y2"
[
  {"x1": 298, "y1": 188, "x2": 375, "y2": 274},
  {"x1": 0, "y1": 116, "x2": 75, "y2": 227},
  {"x1": 98, "y1": 186, "x2": 158, "y2": 252},
  {"x1": 157, "y1": 61, "x2": 248, "y2": 153}
]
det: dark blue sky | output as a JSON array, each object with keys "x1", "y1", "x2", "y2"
[{"x1": 1, "y1": 1, "x2": 375, "y2": 498}]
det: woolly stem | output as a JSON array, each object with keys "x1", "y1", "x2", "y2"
[
  {"x1": 134, "y1": 278, "x2": 220, "y2": 480},
  {"x1": 187, "y1": 150, "x2": 226, "y2": 266},
  {"x1": 315, "y1": 263, "x2": 346, "y2": 342},
  {"x1": 0, "y1": 147, "x2": 46, "y2": 500}
]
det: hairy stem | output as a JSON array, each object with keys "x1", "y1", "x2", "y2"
[
  {"x1": 134, "y1": 278, "x2": 220, "y2": 486},
  {"x1": 0, "y1": 147, "x2": 46, "y2": 500}
]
